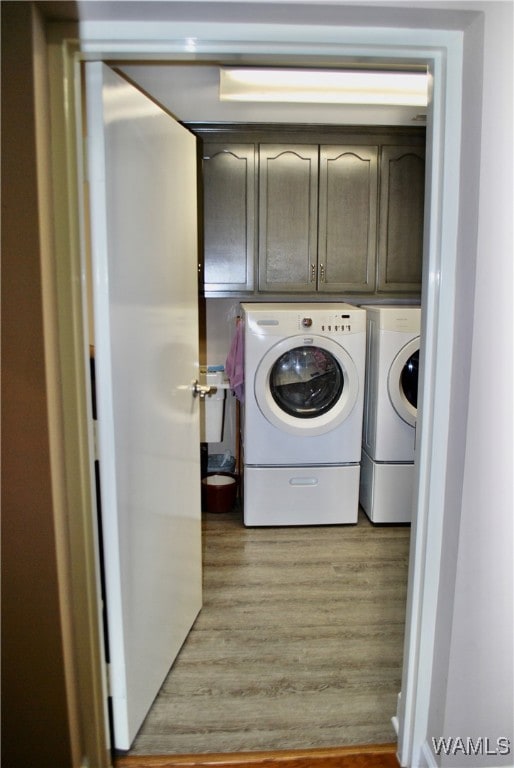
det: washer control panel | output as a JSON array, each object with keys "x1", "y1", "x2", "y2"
[
  {"x1": 243, "y1": 303, "x2": 366, "y2": 336},
  {"x1": 298, "y1": 312, "x2": 355, "y2": 334}
]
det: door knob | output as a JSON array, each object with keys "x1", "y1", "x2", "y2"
[{"x1": 192, "y1": 379, "x2": 216, "y2": 399}]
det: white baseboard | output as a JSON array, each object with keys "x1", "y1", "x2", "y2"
[{"x1": 420, "y1": 740, "x2": 439, "y2": 767}]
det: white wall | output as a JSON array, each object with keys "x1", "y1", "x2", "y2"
[{"x1": 427, "y1": 3, "x2": 513, "y2": 766}]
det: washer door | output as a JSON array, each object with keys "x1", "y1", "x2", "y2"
[
  {"x1": 254, "y1": 335, "x2": 359, "y2": 436},
  {"x1": 388, "y1": 337, "x2": 420, "y2": 427}
]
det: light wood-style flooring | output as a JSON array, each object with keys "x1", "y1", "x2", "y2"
[{"x1": 126, "y1": 506, "x2": 410, "y2": 756}]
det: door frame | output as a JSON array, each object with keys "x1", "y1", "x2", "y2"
[{"x1": 45, "y1": 12, "x2": 479, "y2": 768}]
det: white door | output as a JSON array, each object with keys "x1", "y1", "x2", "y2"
[{"x1": 85, "y1": 62, "x2": 202, "y2": 751}]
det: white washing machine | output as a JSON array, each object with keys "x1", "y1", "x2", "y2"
[
  {"x1": 241, "y1": 303, "x2": 366, "y2": 526},
  {"x1": 359, "y1": 305, "x2": 421, "y2": 523}
]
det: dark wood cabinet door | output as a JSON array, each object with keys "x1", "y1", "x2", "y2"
[
  {"x1": 377, "y1": 145, "x2": 425, "y2": 292},
  {"x1": 318, "y1": 145, "x2": 378, "y2": 293},
  {"x1": 258, "y1": 145, "x2": 319, "y2": 292},
  {"x1": 202, "y1": 144, "x2": 256, "y2": 292},
  {"x1": 199, "y1": 127, "x2": 425, "y2": 298}
]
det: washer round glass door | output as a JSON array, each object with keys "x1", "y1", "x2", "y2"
[
  {"x1": 388, "y1": 337, "x2": 420, "y2": 427},
  {"x1": 255, "y1": 335, "x2": 359, "y2": 436}
]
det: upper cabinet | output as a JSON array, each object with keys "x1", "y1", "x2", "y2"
[
  {"x1": 377, "y1": 145, "x2": 426, "y2": 292},
  {"x1": 202, "y1": 143, "x2": 256, "y2": 292},
  {"x1": 195, "y1": 126, "x2": 425, "y2": 297},
  {"x1": 258, "y1": 144, "x2": 378, "y2": 293},
  {"x1": 317, "y1": 145, "x2": 378, "y2": 293},
  {"x1": 258, "y1": 145, "x2": 319, "y2": 292}
]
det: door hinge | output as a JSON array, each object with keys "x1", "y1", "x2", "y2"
[
  {"x1": 83, "y1": 135, "x2": 89, "y2": 183},
  {"x1": 92, "y1": 418, "x2": 100, "y2": 462},
  {"x1": 105, "y1": 662, "x2": 111, "y2": 697}
]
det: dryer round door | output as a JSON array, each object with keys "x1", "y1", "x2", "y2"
[
  {"x1": 254, "y1": 335, "x2": 359, "y2": 436},
  {"x1": 388, "y1": 337, "x2": 420, "y2": 427}
]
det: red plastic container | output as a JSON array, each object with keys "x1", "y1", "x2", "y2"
[{"x1": 201, "y1": 472, "x2": 238, "y2": 513}]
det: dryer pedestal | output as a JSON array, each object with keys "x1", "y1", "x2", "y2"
[
  {"x1": 359, "y1": 450, "x2": 414, "y2": 524},
  {"x1": 244, "y1": 464, "x2": 360, "y2": 526}
]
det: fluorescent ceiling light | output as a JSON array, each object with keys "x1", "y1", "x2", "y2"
[{"x1": 220, "y1": 67, "x2": 428, "y2": 107}]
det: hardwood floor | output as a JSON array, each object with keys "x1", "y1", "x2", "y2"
[
  {"x1": 124, "y1": 506, "x2": 410, "y2": 758},
  {"x1": 115, "y1": 743, "x2": 399, "y2": 767}
]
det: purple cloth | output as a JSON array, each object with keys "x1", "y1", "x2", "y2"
[{"x1": 225, "y1": 320, "x2": 244, "y2": 402}]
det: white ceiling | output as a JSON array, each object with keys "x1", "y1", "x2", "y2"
[{"x1": 118, "y1": 64, "x2": 427, "y2": 126}]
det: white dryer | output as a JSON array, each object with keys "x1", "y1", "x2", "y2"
[
  {"x1": 241, "y1": 303, "x2": 366, "y2": 526},
  {"x1": 359, "y1": 305, "x2": 421, "y2": 523}
]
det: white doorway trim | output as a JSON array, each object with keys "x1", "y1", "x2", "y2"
[{"x1": 50, "y1": 10, "x2": 478, "y2": 766}]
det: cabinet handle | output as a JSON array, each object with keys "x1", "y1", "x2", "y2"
[
  {"x1": 319, "y1": 263, "x2": 325, "y2": 282},
  {"x1": 310, "y1": 263, "x2": 316, "y2": 282}
]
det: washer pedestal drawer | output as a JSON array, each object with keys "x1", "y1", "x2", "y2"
[
  {"x1": 243, "y1": 464, "x2": 360, "y2": 526},
  {"x1": 359, "y1": 449, "x2": 414, "y2": 524}
]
